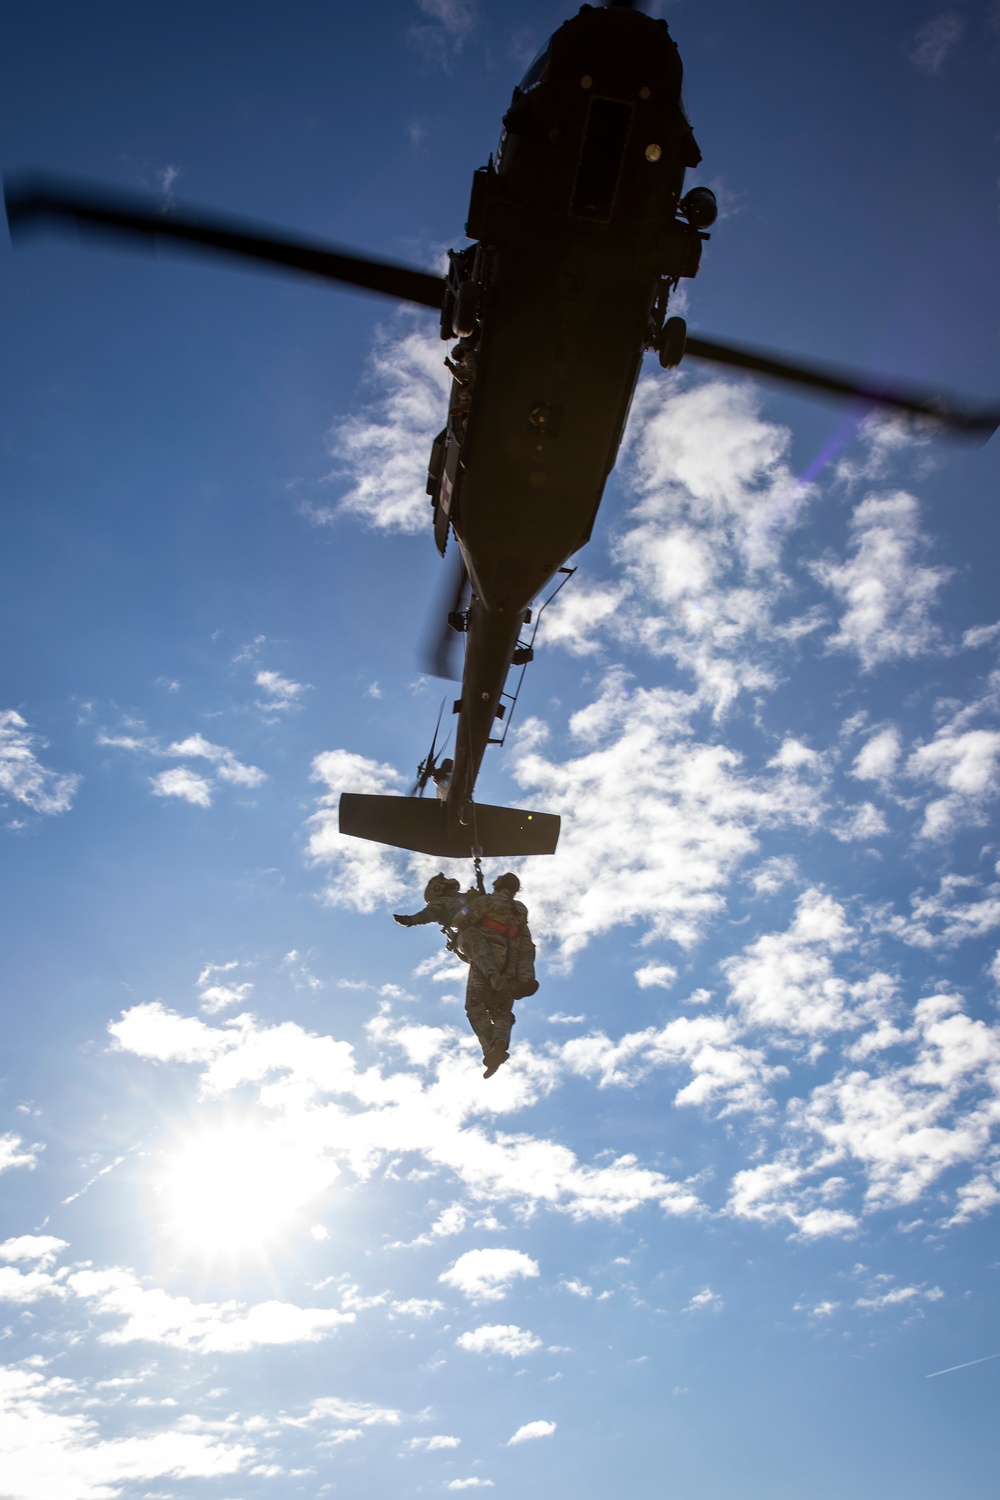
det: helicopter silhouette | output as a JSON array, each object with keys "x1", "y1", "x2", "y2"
[{"x1": 6, "y1": 0, "x2": 998, "y2": 861}]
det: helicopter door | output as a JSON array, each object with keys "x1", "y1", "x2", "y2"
[{"x1": 434, "y1": 435, "x2": 462, "y2": 556}]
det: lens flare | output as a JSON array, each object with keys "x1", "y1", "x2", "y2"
[{"x1": 156, "y1": 1118, "x2": 336, "y2": 1260}]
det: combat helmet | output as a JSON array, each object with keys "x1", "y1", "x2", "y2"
[{"x1": 424, "y1": 872, "x2": 460, "y2": 902}]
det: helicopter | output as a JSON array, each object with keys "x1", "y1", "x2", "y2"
[{"x1": 6, "y1": 1, "x2": 998, "y2": 863}]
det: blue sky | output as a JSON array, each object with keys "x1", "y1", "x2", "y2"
[{"x1": 2, "y1": 1, "x2": 1000, "y2": 1496}]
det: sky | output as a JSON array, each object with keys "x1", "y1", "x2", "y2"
[{"x1": 2, "y1": 1, "x2": 1000, "y2": 1496}]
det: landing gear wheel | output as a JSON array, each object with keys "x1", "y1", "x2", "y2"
[
  {"x1": 658, "y1": 315, "x2": 687, "y2": 370},
  {"x1": 452, "y1": 280, "x2": 479, "y2": 339}
]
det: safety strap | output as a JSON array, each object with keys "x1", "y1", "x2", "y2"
[{"x1": 480, "y1": 916, "x2": 520, "y2": 939}]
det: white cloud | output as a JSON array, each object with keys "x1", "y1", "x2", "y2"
[
  {"x1": 0, "y1": 1263, "x2": 67, "y2": 1304},
  {"x1": 607, "y1": 377, "x2": 814, "y2": 715},
  {"x1": 408, "y1": 1434, "x2": 461, "y2": 1451},
  {"x1": 851, "y1": 727, "x2": 902, "y2": 785},
  {"x1": 722, "y1": 889, "x2": 897, "y2": 1039},
  {"x1": 512, "y1": 670, "x2": 825, "y2": 964},
  {"x1": 906, "y1": 726, "x2": 1000, "y2": 839},
  {"x1": 0, "y1": 709, "x2": 80, "y2": 817},
  {"x1": 830, "y1": 801, "x2": 889, "y2": 842},
  {"x1": 315, "y1": 323, "x2": 450, "y2": 533},
  {"x1": 392, "y1": 1298, "x2": 445, "y2": 1317},
  {"x1": 104, "y1": 727, "x2": 265, "y2": 805},
  {"x1": 305, "y1": 1397, "x2": 400, "y2": 1426},
  {"x1": 855, "y1": 1282, "x2": 944, "y2": 1311},
  {"x1": 108, "y1": 1001, "x2": 242, "y2": 1064},
  {"x1": 307, "y1": 748, "x2": 409, "y2": 912},
  {"x1": 793, "y1": 992, "x2": 1000, "y2": 1211},
  {"x1": 150, "y1": 766, "x2": 214, "y2": 807},
  {"x1": 197, "y1": 960, "x2": 254, "y2": 1014},
  {"x1": 747, "y1": 855, "x2": 797, "y2": 896},
  {"x1": 880, "y1": 874, "x2": 1000, "y2": 950},
  {"x1": 945, "y1": 1167, "x2": 1000, "y2": 1225},
  {"x1": 110, "y1": 1003, "x2": 703, "y2": 1225},
  {"x1": 457, "y1": 1324, "x2": 541, "y2": 1358},
  {"x1": 0, "y1": 1235, "x2": 67, "y2": 1267},
  {"x1": 635, "y1": 963, "x2": 677, "y2": 990},
  {"x1": 254, "y1": 668, "x2": 310, "y2": 713},
  {"x1": 164, "y1": 734, "x2": 266, "y2": 788},
  {"x1": 558, "y1": 1015, "x2": 781, "y2": 1116},
  {"x1": 0, "y1": 1366, "x2": 253, "y2": 1500},
  {"x1": 68, "y1": 1266, "x2": 355, "y2": 1353},
  {"x1": 446, "y1": 1481, "x2": 494, "y2": 1492},
  {"x1": 909, "y1": 11, "x2": 964, "y2": 73},
  {"x1": 538, "y1": 581, "x2": 623, "y2": 656},
  {"x1": 507, "y1": 1420, "x2": 556, "y2": 1445},
  {"x1": 811, "y1": 492, "x2": 950, "y2": 670},
  {"x1": 0, "y1": 1134, "x2": 40, "y2": 1174},
  {"x1": 683, "y1": 1286, "x2": 723, "y2": 1313},
  {"x1": 439, "y1": 1248, "x2": 539, "y2": 1302}
]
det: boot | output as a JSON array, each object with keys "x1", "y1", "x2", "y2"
[{"x1": 482, "y1": 1042, "x2": 509, "y2": 1078}]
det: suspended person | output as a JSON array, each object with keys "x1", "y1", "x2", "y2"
[
  {"x1": 454, "y1": 872, "x2": 538, "y2": 1078},
  {"x1": 393, "y1": 872, "x2": 468, "y2": 931}
]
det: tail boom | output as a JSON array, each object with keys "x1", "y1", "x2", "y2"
[{"x1": 338, "y1": 793, "x2": 560, "y2": 857}]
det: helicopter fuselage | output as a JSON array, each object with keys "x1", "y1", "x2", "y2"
[{"x1": 428, "y1": 2, "x2": 705, "y2": 819}]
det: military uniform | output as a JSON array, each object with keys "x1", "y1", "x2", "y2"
[
  {"x1": 393, "y1": 874, "x2": 469, "y2": 930},
  {"x1": 394, "y1": 873, "x2": 537, "y2": 1079},
  {"x1": 454, "y1": 882, "x2": 537, "y2": 1075}
]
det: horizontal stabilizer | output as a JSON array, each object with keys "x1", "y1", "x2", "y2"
[{"x1": 338, "y1": 794, "x2": 560, "y2": 858}]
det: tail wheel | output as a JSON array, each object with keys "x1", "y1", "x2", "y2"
[
  {"x1": 659, "y1": 315, "x2": 687, "y2": 370},
  {"x1": 452, "y1": 280, "x2": 479, "y2": 338}
]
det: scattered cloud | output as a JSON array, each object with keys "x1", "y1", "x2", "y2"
[
  {"x1": 851, "y1": 726, "x2": 902, "y2": 785},
  {"x1": 254, "y1": 668, "x2": 310, "y2": 714},
  {"x1": 0, "y1": 1235, "x2": 67, "y2": 1266},
  {"x1": 0, "y1": 1134, "x2": 41, "y2": 1174},
  {"x1": 506, "y1": 1420, "x2": 556, "y2": 1445},
  {"x1": 408, "y1": 1434, "x2": 461, "y2": 1451},
  {"x1": 408, "y1": 0, "x2": 478, "y2": 66},
  {"x1": 102, "y1": 725, "x2": 265, "y2": 807},
  {"x1": 906, "y1": 725, "x2": 1000, "y2": 839},
  {"x1": 439, "y1": 1248, "x2": 540, "y2": 1302},
  {"x1": 811, "y1": 492, "x2": 950, "y2": 670},
  {"x1": 150, "y1": 766, "x2": 214, "y2": 807},
  {"x1": 909, "y1": 11, "x2": 964, "y2": 74},
  {"x1": 110, "y1": 1003, "x2": 703, "y2": 1225},
  {"x1": 67, "y1": 1265, "x2": 355, "y2": 1353},
  {"x1": 722, "y1": 888, "x2": 896, "y2": 1040},
  {"x1": 197, "y1": 960, "x2": 254, "y2": 1013},
  {"x1": 164, "y1": 734, "x2": 266, "y2": 788},
  {"x1": 511, "y1": 670, "x2": 827, "y2": 964},
  {"x1": 683, "y1": 1287, "x2": 723, "y2": 1313},
  {"x1": 307, "y1": 748, "x2": 409, "y2": 911},
  {"x1": 854, "y1": 1282, "x2": 944, "y2": 1311},
  {"x1": 635, "y1": 963, "x2": 677, "y2": 990},
  {"x1": 304, "y1": 1397, "x2": 400, "y2": 1426},
  {"x1": 456, "y1": 1325, "x2": 542, "y2": 1358},
  {"x1": 313, "y1": 324, "x2": 449, "y2": 533},
  {"x1": 0, "y1": 709, "x2": 80, "y2": 818},
  {"x1": 0, "y1": 1366, "x2": 253, "y2": 1500}
]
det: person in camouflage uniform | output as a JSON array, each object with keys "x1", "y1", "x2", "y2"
[
  {"x1": 393, "y1": 873, "x2": 468, "y2": 931},
  {"x1": 454, "y1": 872, "x2": 537, "y2": 1078}
]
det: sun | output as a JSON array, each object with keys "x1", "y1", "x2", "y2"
[{"x1": 155, "y1": 1117, "x2": 336, "y2": 1261}]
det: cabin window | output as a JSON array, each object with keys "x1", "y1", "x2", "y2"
[
  {"x1": 571, "y1": 97, "x2": 633, "y2": 221},
  {"x1": 520, "y1": 41, "x2": 552, "y2": 92}
]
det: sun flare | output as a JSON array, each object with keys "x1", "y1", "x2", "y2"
[{"x1": 156, "y1": 1118, "x2": 335, "y2": 1260}]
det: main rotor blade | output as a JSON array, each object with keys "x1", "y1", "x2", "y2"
[
  {"x1": 4, "y1": 174, "x2": 447, "y2": 311},
  {"x1": 684, "y1": 333, "x2": 1000, "y2": 440},
  {"x1": 420, "y1": 549, "x2": 469, "y2": 682}
]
